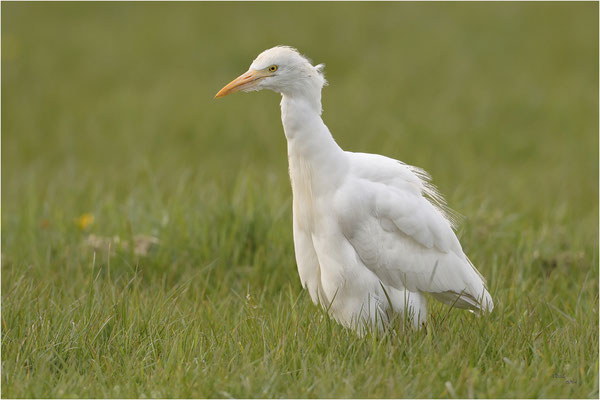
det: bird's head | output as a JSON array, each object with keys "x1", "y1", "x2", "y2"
[{"x1": 215, "y1": 46, "x2": 326, "y2": 99}]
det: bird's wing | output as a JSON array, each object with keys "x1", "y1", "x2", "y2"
[
  {"x1": 346, "y1": 152, "x2": 463, "y2": 229},
  {"x1": 337, "y1": 152, "x2": 493, "y2": 311}
]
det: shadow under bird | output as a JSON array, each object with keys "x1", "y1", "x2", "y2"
[{"x1": 215, "y1": 46, "x2": 493, "y2": 332}]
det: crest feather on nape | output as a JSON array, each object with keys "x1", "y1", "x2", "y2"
[{"x1": 314, "y1": 64, "x2": 327, "y2": 86}]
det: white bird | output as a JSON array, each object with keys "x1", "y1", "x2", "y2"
[{"x1": 216, "y1": 46, "x2": 493, "y2": 332}]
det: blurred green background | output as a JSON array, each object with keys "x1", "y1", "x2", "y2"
[
  {"x1": 3, "y1": 2, "x2": 597, "y2": 215},
  {"x1": 2, "y1": 2, "x2": 598, "y2": 398}
]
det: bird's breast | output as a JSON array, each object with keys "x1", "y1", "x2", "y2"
[{"x1": 288, "y1": 155, "x2": 317, "y2": 231}]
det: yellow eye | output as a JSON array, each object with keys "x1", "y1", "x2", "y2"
[{"x1": 268, "y1": 65, "x2": 278, "y2": 72}]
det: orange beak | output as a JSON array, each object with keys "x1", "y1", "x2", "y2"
[{"x1": 215, "y1": 69, "x2": 267, "y2": 99}]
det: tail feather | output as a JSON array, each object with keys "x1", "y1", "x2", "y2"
[{"x1": 431, "y1": 288, "x2": 494, "y2": 312}]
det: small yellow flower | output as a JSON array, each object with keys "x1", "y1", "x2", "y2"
[{"x1": 75, "y1": 213, "x2": 95, "y2": 230}]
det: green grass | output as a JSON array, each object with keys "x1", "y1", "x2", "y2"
[{"x1": 2, "y1": 2, "x2": 598, "y2": 398}]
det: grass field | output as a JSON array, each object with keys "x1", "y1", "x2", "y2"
[{"x1": 2, "y1": 2, "x2": 598, "y2": 398}]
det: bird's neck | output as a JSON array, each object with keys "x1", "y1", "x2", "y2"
[
  {"x1": 280, "y1": 93, "x2": 347, "y2": 193},
  {"x1": 280, "y1": 94, "x2": 343, "y2": 160}
]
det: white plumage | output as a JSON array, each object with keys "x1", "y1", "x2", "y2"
[{"x1": 216, "y1": 46, "x2": 493, "y2": 331}]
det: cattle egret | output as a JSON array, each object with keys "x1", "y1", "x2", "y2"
[{"x1": 216, "y1": 46, "x2": 493, "y2": 332}]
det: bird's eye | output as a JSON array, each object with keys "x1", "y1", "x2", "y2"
[{"x1": 268, "y1": 65, "x2": 278, "y2": 72}]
